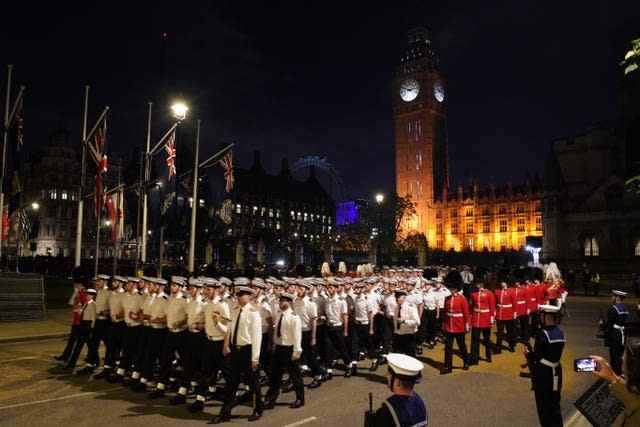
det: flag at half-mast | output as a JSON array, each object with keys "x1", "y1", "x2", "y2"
[
  {"x1": 219, "y1": 150, "x2": 234, "y2": 192},
  {"x1": 165, "y1": 129, "x2": 176, "y2": 179},
  {"x1": 87, "y1": 116, "x2": 108, "y2": 217}
]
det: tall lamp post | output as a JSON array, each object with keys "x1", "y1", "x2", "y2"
[{"x1": 373, "y1": 193, "x2": 384, "y2": 266}]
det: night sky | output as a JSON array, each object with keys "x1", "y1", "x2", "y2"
[{"x1": 2, "y1": 1, "x2": 640, "y2": 200}]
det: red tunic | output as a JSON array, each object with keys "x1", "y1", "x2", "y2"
[
  {"x1": 494, "y1": 288, "x2": 515, "y2": 321},
  {"x1": 535, "y1": 282, "x2": 549, "y2": 306},
  {"x1": 526, "y1": 284, "x2": 539, "y2": 312},
  {"x1": 443, "y1": 293, "x2": 470, "y2": 333},
  {"x1": 71, "y1": 289, "x2": 88, "y2": 326},
  {"x1": 470, "y1": 288, "x2": 496, "y2": 329},
  {"x1": 513, "y1": 287, "x2": 528, "y2": 317}
]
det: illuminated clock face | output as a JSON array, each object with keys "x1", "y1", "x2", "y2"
[
  {"x1": 399, "y1": 78, "x2": 420, "y2": 102},
  {"x1": 434, "y1": 81, "x2": 445, "y2": 103}
]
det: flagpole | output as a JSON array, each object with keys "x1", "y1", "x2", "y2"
[
  {"x1": 75, "y1": 85, "x2": 90, "y2": 268},
  {"x1": 187, "y1": 119, "x2": 201, "y2": 273},
  {"x1": 0, "y1": 65, "x2": 13, "y2": 264},
  {"x1": 113, "y1": 158, "x2": 121, "y2": 276},
  {"x1": 94, "y1": 114, "x2": 108, "y2": 277},
  {"x1": 141, "y1": 102, "x2": 152, "y2": 264}
]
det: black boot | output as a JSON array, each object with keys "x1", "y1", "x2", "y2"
[
  {"x1": 210, "y1": 411, "x2": 231, "y2": 424},
  {"x1": 170, "y1": 393, "x2": 187, "y2": 405},
  {"x1": 248, "y1": 409, "x2": 263, "y2": 422},
  {"x1": 290, "y1": 399, "x2": 304, "y2": 409},
  {"x1": 307, "y1": 378, "x2": 321, "y2": 389},
  {"x1": 189, "y1": 399, "x2": 204, "y2": 413},
  {"x1": 440, "y1": 368, "x2": 452, "y2": 375}
]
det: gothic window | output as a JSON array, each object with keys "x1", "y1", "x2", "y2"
[
  {"x1": 436, "y1": 223, "x2": 443, "y2": 234},
  {"x1": 499, "y1": 205, "x2": 507, "y2": 215},
  {"x1": 516, "y1": 204, "x2": 525, "y2": 214},
  {"x1": 535, "y1": 216, "x2": 542, "y2": 231},
  {"x1": 517, "y1": 218, "x2": 525, "y2": 232},
  {"x1": 436, "y1": 210, "x2": 442, "y2": 219},
  {"x1": 451, "y1": 223, "x2": 458, "y2": 235},
  {"x1": 584, "y1": 237, "x2": 599, "y2": 257},
  {"x1": 483, "y1": 221, "x2": 491, "y2": 233},
  {"x1": 451, "y1": 209, "x2": 458, "y2": 218},
  {"x1": 465, "y1": 208, "x2": 473, "y2": 217},
  {"x1": 466, "y1": 222, "x2": 474, "y2": 234},
  {"x1": 436, "y1": 239, "x2": 443, "y2": 249},
  {"x1": 482, "y1": 207, "x2": 490, "y2": 216},
  {"x1": 61, "y1": 191, "x2": 68, "y2": 200},
  {"x1": 499, "y1": 220, "x2": 508, "y2": 233},
  {"x1": 635, "y1": 240, "x2": 640, "y2": 256}
]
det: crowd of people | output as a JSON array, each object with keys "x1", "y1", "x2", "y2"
[{"x1": 52, "y1": 261, "x2": 574, "y2": 425}]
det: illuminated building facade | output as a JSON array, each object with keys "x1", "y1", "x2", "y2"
[{"x1": 393, "y1": 28, "x2": 542, "y2": 251}]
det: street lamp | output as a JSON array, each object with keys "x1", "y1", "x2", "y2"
[
  {"x1": 375, "y1": 193, "x2": 384, "y2": 204},
  {"x1": 30, "y1": 202, "x2": 39, "y2": 211},
  {"x1": 171, "y1": 101, "x2": 189, "y2": 121},
  {"x1": 104, "y1": 220, "x2": 111, "y2": 227}
]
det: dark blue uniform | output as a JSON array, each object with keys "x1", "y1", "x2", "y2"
[
  {"x1": 605, "y1": 303, "x2": 628, "y2": 375},
  {"x1": 372, "y1": 391, "x2": 428, "y2": 427},
  {"x1": 526, "y1": 325, "x2": 565, "y2": 427}
]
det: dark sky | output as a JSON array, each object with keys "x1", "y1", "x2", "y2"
[{"x1": 2, "y1": 1, "x2": 640, "y2": 200}]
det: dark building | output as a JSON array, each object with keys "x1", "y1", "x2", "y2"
[{"x1": 210, "y1": 150, "x2": 335, "y2": 269}]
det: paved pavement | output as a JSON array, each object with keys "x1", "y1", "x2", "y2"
[
  {"x1": 0, "y1": 297, "x2": 630, "y2": 427},
  {"x1": 0, "y1": 309, "x2": 70, "y2": 343}
]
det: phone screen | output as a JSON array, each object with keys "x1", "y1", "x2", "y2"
[{"x1": 574, "y1": 358, "x2": 596, "y2": 372}]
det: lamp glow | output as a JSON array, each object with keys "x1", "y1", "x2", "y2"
[
  {"x1": 171, "y1": 101, "x2": 189, "y2": 120},
  {"x1": 375, "y1": 193, "x2": 384, "y2": 204}
]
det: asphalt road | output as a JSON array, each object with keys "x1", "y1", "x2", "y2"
[{"x1": 0, "y1": 297, "x2": 626, "y2": 427}]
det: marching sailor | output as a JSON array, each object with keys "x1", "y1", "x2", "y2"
[{"x1": 605, "y1": 290, "x2": 629, "y2": 375}]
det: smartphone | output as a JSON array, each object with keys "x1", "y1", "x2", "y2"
[{"x1": 574, "y1": 357, "x2": 596, "y2": 372}]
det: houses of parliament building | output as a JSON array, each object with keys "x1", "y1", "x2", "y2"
[{"x1": 393, "y1": 28, "x2": 543, "y2": 252}]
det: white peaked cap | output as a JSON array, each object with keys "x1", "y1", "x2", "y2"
[
  {"x1": 613, "y1": 290, "x2": 628, "y2": 297},
  {"x1": 338, "y1": 261, "x2": 347, "y2": 273},
  {"x1": 387, "y1": 353, "x2": 423, "y2": 377},
  {"x1": 321, "y1": 262, "x2": 331, "y2": 275}
]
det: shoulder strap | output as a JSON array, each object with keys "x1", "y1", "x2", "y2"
[{"x1": 383, "y1": 399, "x2": 402, "y2": 427}]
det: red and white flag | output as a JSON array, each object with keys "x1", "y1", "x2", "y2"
[
  {"x1": 165, "y1": 130, "x2": 176, "y2": 179},
  {"x1": 218, "y1": 150, "x2": 234, "y2": 192}
]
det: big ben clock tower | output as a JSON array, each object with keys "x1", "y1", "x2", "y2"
[{"x1": 393, "y1": 27, "x2": 449, "y2": 240}]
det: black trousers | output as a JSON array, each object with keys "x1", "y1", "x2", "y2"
[
  {"x1": 221, "y1": 345, "x2": 263, "y2": 415},
  {"x1": 393, "y1": 333, "x2": 416, "y2": 357},
  {"x1": 316, "y1": 324, "x2": 331, "y2": 366},
  {"x1": 424, "y1": 310, "x2": 437, "y2": 343},
  {"x1": 195, "y1": 339, "x2": 230, "y2": 397},
  {"x1": 301, "y1": 330, "x2": 324, "y2": 376},
  {"x1": 444, "y1": 332, "x2": 468, "y2": 369},
  {"x1": 87, "y1": 319, "x2": 110, "y2": 367},
  {"x1": 60, "y1": 324, "x2": 82, "y2": 361},
  {"x1": 471, "y1": 327, "x2": 492, "y2": 362},
  {"x1": 326, "y1": 325, "x2": 352, "y2": 367},
  {"x1": 517, "y1": 315, "x2": 530, "y2": 343},
  {"x1": 496, "y1": 319, "x2": 516, "y2": 351},
  {"x1": 134, "y1": 326, "x2": 152, "y2": 373},
  {"x1": 530, "y1": 312, "x2": 540, "y2": 337},
  {"x1": 104, "y1": 321, "x2": 125, "y2": 369},
  {"x1": 119, "y1": 325, "x2": 142, "y2": 372},
  {"x1": 346, "y1": 321, "x2": 357, "y2": 360},
  {"x1": 143, "y1": 328, "x2": 167, "y2": 380},
  {"x1": 181, "y1": 331, "x2": 205, "y2": 387},
  {"x1": 266, "y1": 345, "x2": 304, "y2": 402},
  {"x1": 158, "y1": 330, "x2": 187, "y2": 385},
  {"x1": 353, "y1": 323, "x2": 373, "y2": 359},
  {"x1": 382, "y1": 318, "x2": 394, "y2": 354},
  {"x1": 417, "y1": 310, "x2": 428, "y2": 343},
  {"x1": 533, "y1": 365, "x2": 563, "y2": 427},
  {"x1": 67, "y1": 323, "x2": 92, "y2": 368},
  {"x1": 610, "y1": 341, "x2": 624, "y2": 375},
  {"x1": 259, "y1": 332, "x2": 271, "y2": 375},
  {"x1": 371, "y1": 313, "x2": 386, "y2": 358}
]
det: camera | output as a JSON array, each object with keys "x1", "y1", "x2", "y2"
[{"x1": 574, "y1": 357, "x2": 596, "y2": 372}]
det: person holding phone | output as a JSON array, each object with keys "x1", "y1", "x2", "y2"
[
  {"x1": 590, "y1": 335, "x2": 640, "y2": 427},
  {"x1": 523, "y1": 304, "x2": 565, "y2": 427}
]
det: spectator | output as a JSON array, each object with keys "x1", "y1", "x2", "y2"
[
  {"x1": 591, "y1": 271, "x2": 601, "y2": 297},
  {"x1": 591, "y1": 335, "x2": 640, "y2": 426}
]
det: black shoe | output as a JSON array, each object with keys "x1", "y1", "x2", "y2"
[
  {"x1": 76, "y1": 366, "x2": 94, "y2": 375},
  {"x1": 248, "y1": 410, "x2": 263, "y2": 422},
  {"x1": 170, "y1": 394, "x2": 187, "y2": 405},
  {"x1": 53, "y1": 355, "x2": 66, "y2": 362},
  {"x1": 307, "y1": 378, "x2": 321, "y2": 389},
  {"x1": 351, "y1": 365, "x2": 358, "y2": 375},
  {"x1": 290, "y1": 399, "x2": 304, "y2": 409},
  {"x1": 189, "y1": 400, "x2": 204, "y2": 413},
  {"x1": 131, "y1": 381, "x2": 147, "y2": 393},
  {"x1": 107, "y1": 374, "x2": 122, "y2": 384},
  {"x1": 344, "y1": 368, "x2": 352, "y2": 378},
  {"x1": 209, "y1": 413, "x2": 230, "y2": 424},
  {"x1": 281, "y1": 383, "x2": 294, "y2": 393},
  {"x1": 416, "y1": 346, "x2": 423, "y2": 355},
  {"x1": 93, "y1": 370, "x2": 109, "y2": 380},
  {"x1": 324, "y1": 372, "x2": 333, "y2": 381},
  {"x1": 148, "y1": 389, "x2": 165, "y2": 399},
  {"x1": 369, "y1": 360, "x2": 379, "y2": 372},
  {"x1": 463, "y1": 364, "x2": 469, "y2": 371},
  {"x1": 263, "y1": 399, "x2": 276, "y2": 410},
  {"x1": 440, "y1": 368, "x2": 452, "y2": 375}
]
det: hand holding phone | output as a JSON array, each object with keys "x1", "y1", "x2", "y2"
[{"x1": 574, "y1": 357, "x2": 596, "y2": 372}]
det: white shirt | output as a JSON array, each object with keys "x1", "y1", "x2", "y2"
[
  {"x1": 433, "y1": 287, "x2": 451, "y2": 309},
  {"x1": 354, "y1": 295, "x2": 372, "y2": 324},
  {"x1": 186, "y1": 297, "x2": 205, "y2": 331},
  {"x1": 122, "y1": 292, "x2": 143, "y2": 326},
  {"x1": 95, "y1": 288, "x2": 110, "y2": 318},
  {"x1": 325, "y1": 295, "x2": 347, "y2": 327},
  {"x1": 273, "y1": 308, "x2": 302, "y2": 353},
  {"x1": 423, "y1": 289, "x2": 438, "y2": 310},
  {"x1": 394, "y1": 303, "x2": 420, "y2": 335},
  {"x1": 293, "y1": 296, "x2": 317, "y2": 332},
  {"x1": 166, "y1": 295, "x2": 188, "y2": 331},
  {"x1": 108, "y1": 290, "x2": 125, "y2": 322},
  {"x1": 229, "y1": 304, "x2": 262, "y2": 362},
  {"x1": 384, "y1": 294, "x2": 397, "y2": 318},
  {"x1": 81, "y1": 300, "x2": 96, "y2": 327},
  {"x1": 204, "y1": 297, "x2": 230, "y2": 340},
  {"x1": 253, "y1": 297, "x2": 273, "y2": 334},
  {"x1": 149, "y1": 294, "x2": 168, "y2": 329},
  {"x1": 407, "y1": 290, "x2": 423, "y2": 307}
]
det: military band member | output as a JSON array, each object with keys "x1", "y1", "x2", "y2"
[
  {"x1": 524, "y1": 304, "x2": 565, "y2": 427},
  {"x1": 513, "y1": 282, "x2": 530, "y2": 343},
  {"x1": 393, "y1": 290, "x2": 421, "y2": 357},
  {"x1": 265, "y1": 292, "x2": 305, "y2": 410},
  {"x1": 494, "y1": 282, "x2": 516, "y2": 353},
  {"x1": 65, "y1": 288, "x2": 97, "y2": 370},
  {"x1": 526, "y1": 280, "x2": 541, "y2": 338},
  {"x1": 55, "y1": 273, "x2": 87, "y2": 364},
  {"x1": 605, "y1": 290, "x2": 629, "y2": 375},
  {"x1": 211, "y1": 285, "x2": 264, "y2": 424},
  {"x1": 469, "y1": 281, "x2": 496, "y2": 365},
  {"x1": 441, "y1": 282, "x2": 470, "y2": 374},
  {"x1": 78, "y1": 275, "x2": 111, "y2": 375},
  {"x1": 149, "y1": 276, "x2": 188, "y2": 398},
  {"x1": 190, "y1": 278, "x2": 231, "y2": 413}
]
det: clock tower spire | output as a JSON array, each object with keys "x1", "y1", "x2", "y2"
[{"x1": 393, "y1": 27, "x2": 449, "y2": 240}]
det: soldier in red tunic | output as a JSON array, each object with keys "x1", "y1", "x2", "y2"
[
  {"x1": 494, "y1": 282, "x2": 516, "y2": 353},
  {"x1": 526, "y1": 280, "x2": 540, "y2": 337},
  {"x1": 440, "y1": 282, "x2": 470, "y2": 375},
  {"x1": 513, "y1": 281, "x2": 529, "y2": 343},
  {"x1": 469, "y1": 281, "x2": 496, "y2": 365}
]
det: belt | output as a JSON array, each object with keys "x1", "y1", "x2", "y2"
[
  {"x1": 207, "y1": 335, "x2": 224, "y2": 341},
  {"x1": 473, "y1": 308, "x2": 490, "y2": 313},
  {"x1": 516, "y1": 301, "x2": 526, "y2": 304},
  {"x1": 126, "y1": 322, "x2": 141, "y2": 327},
  {"x1": 97, "y1": 316, "x2": 109, "y2": 320},
  {"x1": 169, "y1": 327, "x2": 186, "y2": 333},
  {"x1": 497, "y1": 304, "x2": 512, "y2": 308},
  {"x1": 150, "y1": 325, "x2": 166, "y2": 330},
  {"x1": 189, "y1": 327, "x2": 202, "y2": 333},
  {"x1": 447, "y1": 313, "x2": 463, "y2": 317},
  {"x1": 540, "y1": 358, "x2": 559, "y2": 368},
  {"x1": 614, "y1": 324, "x2": 626, "y2": 344},
  {"x1": 355, "y1": 321, "x2": 369, "y2": 325}
]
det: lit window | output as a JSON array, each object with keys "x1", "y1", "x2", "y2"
[
  {"x1": 49, "y1": 189, "x2": 57, "y2": 200},
  {"x1": 227, "y1": 228, "x2": 233, "y2": 236},
  {"x1": 436, "y1": 223, "x2": 443, "y2": 234},
  {"x1": 584, "y1": 237, "x2": 599, "y2": 257},
  {"x1": 482, "y1": 207, "x2": 490, "y2": 216},
  {"x1": 291, "y1": 210, "x2": 295, "y2": 219},
  {"x1": 297, "y1": 212, "x2": 302, "y2": 221},
  {"x1": 516, "y1": 204, "x2": 524, "y2": 214},
  {"x1": 499, "y1": 206, "x2": 507, "y2": 215},
  {"x1": 499, "y1": 220, "x2": 508, "y2": 233},
  {"x1": 269, "y1": 208, "x2": 274, "y2": 218},
  {"x1": 483, "y1": 221, "x2": 490, "y2": 233},
  {"x1": 465, "y1": 208, "x2": 473, "y2": 217},
  {"x1": 635, "y1": 240, "x2": 640, "y2": 256},
  {"x1": 466, "y1": 222, "x2": 473, "y2": 234},
  {"x1": 236, "y1": 204, "x2": 242, "y2": 214},
  {"x1": 451, "y1": 223, "x2": 458, "y2": 235},
  {"x1": 61, "y1": 191, "x2": 68, "y2": 200},
  {"x1": 276, "y1": 222, "x2": 281, "y2": 230},
  {"x1": 451, "y1": 209, "x2": 458, "y2": 218},
  {"x1": 276, "y1": 209, "x2": 281, "y2": 218},
  {"x1": 304, "y1": 213, "x2": 308, "y2": 222},
  {"x1": 535, "y1": 216, "x2": 542, "y2": 231},
  {"x1": 328, "y1": 226, "x2": 332, "y2": 233},
  {"x1": 199, "y1": 199, "x2": 205, "y2": 208},
  {"x1": 517, "y1": 218, "x2": 525, "y2": 232},
  {"x1": 328, "y1": 217, "x2": 331, "y2": 224}
]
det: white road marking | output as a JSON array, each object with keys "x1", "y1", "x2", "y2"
[
  {"x1": 284, "y1": 416, "x2": 318, "y2": 427},
  {"x1": 0, "y1": 387, "x2": 122, "y2": 411},
  {"x1": 0, "y1": 356, "x2": 39, "y2": 363},
  {"x1": 563, "y1": 409, "x2": 584, "y2": 427}
]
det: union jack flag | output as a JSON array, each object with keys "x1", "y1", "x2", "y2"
[
  {"x1": 165, "y1": 130, "x2": 176, "y2": 179},
  {"x1": 90, "y1": 122, "x2": 108, "y2": 217},
  {"x1": 14, "y1": 98, "x2": 24, "y2": 150},
  {"x1": 218, "y1": 150, "x2": 234, "y2": 192}
]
